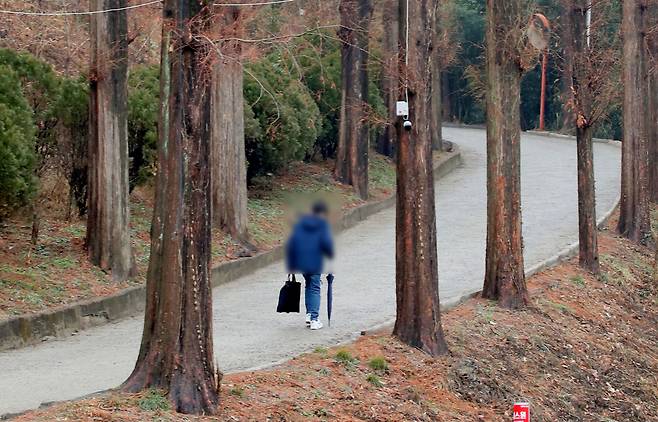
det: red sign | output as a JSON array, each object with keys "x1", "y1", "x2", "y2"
[{"x1": 513, "y1": 403, "x2": 530, "y2": 422}]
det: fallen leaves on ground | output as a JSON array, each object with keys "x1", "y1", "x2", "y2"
[{"x1": 14, "y1": 211, "x2": 658, "y2": 421}]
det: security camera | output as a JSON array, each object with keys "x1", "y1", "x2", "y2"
[{"x1": 403, "y1": 120, "x2": 412, "y2": 131}]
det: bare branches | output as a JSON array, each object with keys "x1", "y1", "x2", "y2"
[{"x1": 558, "y1": 0, "x2": 622, "y2": 129}]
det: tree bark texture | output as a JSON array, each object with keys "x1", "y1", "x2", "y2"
[
  {"x1": 619, "y1": 0, "x2": 654, "y2": 247},
  {"x1": 482, "y1": 0, "x2": 529, "y2": 308},
  {"x1": 648, "y1": 3, "x2": 658, "y2": 203},
  {"x1": 392, "y1": 0, "x2": 448, "y2": 357},
  {"x1": 654, "y1": 241, "x2": 658, "y2": 283},
  {"x1": 563, "y1": 0, "x2": 600, "y2": 273},
  {"x1": 430, "y1": 6, "x2": 443, "y2": 151},
  {"x1": 210, "y1": 7, "x2": 248, "y2": 241},
  {"x1": 430, "y1": 50, "x2": 442, "y2": 150},
  {"x1": 376, "y1": 0, "x2": 399, "y2": 157},
  {"x1": 336, "y1": 0, "x2": 373, "y2": 200},
  {"x1": 123, "y1": 0, "x2": 220, "y2": 414},
  {"x1": 559, "y1": 0, "x2": 576, "y2": 133},
  {"x1": 576, "y1": 124, "x2": 599, "y2": 271},
  {"x1": 87, "y1": 0, "x2": 133, "y2": 282}
]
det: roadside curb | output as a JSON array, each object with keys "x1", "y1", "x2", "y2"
[
  {"x1": 527, "y1": 130, "x2": 622, "y2": 147},
  {"x1": 435, "y1": 134, "x2": 623, "y2": 316},
  {"x1": 241, "y1": 133, "x2": 622, "y2": 374},
  {"x1": 0, "y1": 149, "x2": 463, "y2": 352},
  {"x1": 251, "y1": 186, "x2": 618, "y2": 374}
]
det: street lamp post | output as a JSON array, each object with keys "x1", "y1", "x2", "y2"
[
  {"x1": 539, "y1": 48, "x2": 548, "y2": 130},
  {"x1": 531, "y1": 13, "x2": 551, "y2": 131}
]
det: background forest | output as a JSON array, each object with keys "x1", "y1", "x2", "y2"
[{"x1": 0, "y1": 0, "x2": 624, "y2": 224}]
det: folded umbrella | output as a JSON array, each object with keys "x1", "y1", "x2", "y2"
[{"x1": 326, "y1": 273, "x2": 334, "y2": 327}]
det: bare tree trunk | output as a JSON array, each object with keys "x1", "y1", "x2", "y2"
[
  {"x1": 70, "y1": 126, "x2": 89, "y2": 217},
  {"x1": 648, "y1": 3, "x2": 658, "y2": 203},
  {"x1": 376, "y1": 0, "x2": 399, "y2": 157},
  {"x1": 430, "y1": 58, "x2": 443, "y2": 151},
  {"x1": 123, "y1": 1, "x2": 220, "y2": 414},
  {"x1": 210, "y1": 7, "x2": 248, "y2": 242},
  {"x1": 392, "y1": 0, "x2": 448, "y2": 357},
  {"x1": 564, "y1": 0, "x2": 600, "y2": 273},
  {"x1": 559, "y1": 0, "x2": 576, "y2": 133},
  {"x1": 619, "y1": 0, "x2": 654, "y2": 247},
  {"x1": 654, "y1": 240, "x2": 658, "y2": 283},
  {"x1": 441, "y1": 71, "x2": 451, "y2": 121},
  {"x1": 430, "y1": 5, "x2": 443, "y2": 151},
  {"x1": 335, "y1": 0, "x2": 373, "y2": 200},
  {"x1": 576, "y1": 125, "x2": 599, "y2": 271},
  {"x1": 648, "y1": 76, "x2": 658, "y2": 203},
  {"x1": 482, "y1": 0, "x2": 529, "y2": 309},
  {"x1": 87, "y1": 0, "x2": 133, "y2": 282}
]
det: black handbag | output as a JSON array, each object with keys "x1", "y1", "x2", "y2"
[{"x1": 277, "y1": 274, "x2": 301, "y2": 313}]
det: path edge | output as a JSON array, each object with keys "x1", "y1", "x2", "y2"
[
  {"x1": 435, "y1": 131, "x2": 622, "y2": 315},
  {"x1": 241, "y1": 131, "x2": 623, "y2": 374},
  {"x1": 0, "y1": 149, "x2": 463, "y2": 352}
]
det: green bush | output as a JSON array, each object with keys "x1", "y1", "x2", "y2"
[
  {"x1": 0, "y1": 48, "x2": 62, "y2": 167},
  {"x1": 0, "y1": 65, "x2": 37, "y2": 217},
  {"x1": 285, "y1": 35, "x2": 386, "y2": 159},
  {"x1": 244, "y1": 52, "x2": 321, "y2": 181},
  {"x1": 0, "y1": 48, "x2": 91, "y2": 217},
  {"x1": 294, "y1": 39, "x2": 342, "y2": 159},
  {"x1": 128, "y1": 65, "x2": 160, "y2": 189}
]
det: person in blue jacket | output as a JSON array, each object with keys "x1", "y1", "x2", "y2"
[{"x1": 286, "y1": 201, "x2": 334, "y2": 330}]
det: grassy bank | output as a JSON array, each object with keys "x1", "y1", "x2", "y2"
[{"x1": 0, "y1": 153, "x2": 398, "y2": 320}]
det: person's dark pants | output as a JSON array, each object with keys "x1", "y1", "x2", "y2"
[{"x1": 303, "y1": 274, "x2": 321, "y2": 321}]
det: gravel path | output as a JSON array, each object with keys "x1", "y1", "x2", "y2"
[{"x1": 0, "y1": 128, "x2": 621, "y2": 416}]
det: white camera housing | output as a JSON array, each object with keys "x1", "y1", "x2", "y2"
[{"x1": 396, "y1": 101, "x2": 409, "y2": 117}]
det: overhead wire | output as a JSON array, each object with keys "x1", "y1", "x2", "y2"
[
  {"x1": 213, "y1": 0, "x2": 295, "y2": 6},
  {"x1": 0, "y1": 0, "x2": 161, "y2": 16},
  {"x1": 0, "y1": 0, "x2": 296, "y2": 16}
]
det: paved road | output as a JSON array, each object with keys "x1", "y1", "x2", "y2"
[{"x1": 0, "y1": 128, "x2": 621, "y2": 416}]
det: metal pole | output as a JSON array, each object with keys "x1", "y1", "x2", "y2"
[{"x1": 531, "y1": 13, "x2": 551, "y2": 131}]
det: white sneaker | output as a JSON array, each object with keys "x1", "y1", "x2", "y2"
[
  {"x1": 305, "y1": 313, "x2": 312, "y2": 326},
  {"x1": 310, "y1": 320, "x2": 323, "y2": 330}
]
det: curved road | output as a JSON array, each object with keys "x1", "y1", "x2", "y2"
[{"x1": 0, "y1": 128, "x2": 621, "y2": 416}]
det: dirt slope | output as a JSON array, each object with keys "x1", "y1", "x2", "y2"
[{"x1": 11, "y1": 212, "x2": 658, "y2": 421}]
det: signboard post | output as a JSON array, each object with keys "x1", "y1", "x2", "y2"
[{"x1": 513, "y1": 402, "x2": 530, "y2": 422}]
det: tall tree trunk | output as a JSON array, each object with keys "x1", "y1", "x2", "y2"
[
  {"x1": 441, "y1": 71, "x2": 452, "y2": 121},
  {"x1": 210, "y1": 7, "x2": 248, "y2": 241},
  {"x1": 69, "y1": 122, "x2": 89, "y2": 217},
  {"x1": 565, "y1": 0, "x2": 600, "y2": 273},
  {"x1": 619, "y1": 0, "x2": 654, "y2": 246},
  {"x1": 430, "y1": 25, "x2": 443, "y2": 151},
  {"x1": 559, "y1": 0, "x2": 576, "y2": 133},
  {"x1": 576, "y1": 125, "x2": 599, "y2": 271},
  {"x1": 648, "y1": 3, "x2": 658, "y2": 203},
  {"x1": 335, "y1": 0, "x2": 373, "y2": 200},
  {"x1": 123, "y1": 1, "x2": 220, "y2": 414},
  {"x1": 654, "y1": 241, "x2": 658, "y2": 283},
  {"x1": 482, "y1": 0, "x2": 529, "y2": 309},
  {"x1": 87, "y1": 0, "x2": 133, "y2": 282},
  {"x1": 648, "y1": 78, "x2": 658, "y2": 203},
  {"x1": 392, "y1": 0, "x2": 448, "y2": 357},
  {"x1": 376, "y1": 0, "x2": 399, "y2": 157}
]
